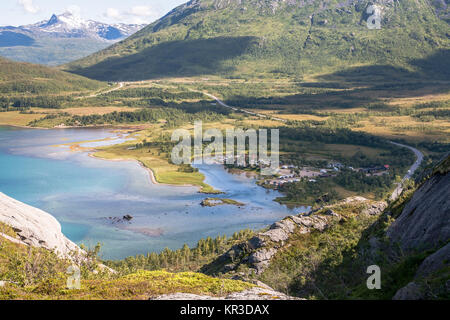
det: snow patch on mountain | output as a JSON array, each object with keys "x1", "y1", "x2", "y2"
[{"x1": 4, "y1": 11, "x2": 146, "y2": 42}]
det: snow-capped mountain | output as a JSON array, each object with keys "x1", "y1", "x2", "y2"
[
  {"x1": 0, "y1": 12, "x2": 147, "y2": 65},
  {"x1": 24, "y1": 12, "x2": 146, "y2": 41}
]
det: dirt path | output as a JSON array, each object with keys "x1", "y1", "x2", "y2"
[
  {"x1": 77, "y1": 82, "x2": 125, "y2": 99},
  {"x1": 199, "y1": 91, "x2": 288, "y2": 123}
]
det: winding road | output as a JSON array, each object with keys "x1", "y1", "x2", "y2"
[
  {"x1": 200, "y1": 91, "x2": 288, "y2": 123},
  {"x1": 82, "y1": 83, "x2": 424, "y2": 201},
  {"x1": 201, "y1": 90, "x2": 425, "y2": 201},
  {"x1": 389, "y1": 141, "x2": 424, "y2": 200}
]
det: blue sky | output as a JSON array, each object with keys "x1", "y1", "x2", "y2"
[{"x1": 0, "y1": 0, "x2": 188, "y2": 26}]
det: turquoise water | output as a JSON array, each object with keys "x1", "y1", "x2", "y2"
[{"x1": 0, "y1": 126, "x2": 305, "y2": 260}]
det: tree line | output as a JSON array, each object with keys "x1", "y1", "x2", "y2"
[{"x1": 104, "y1": 229, "x2": 255, "y2": 274}]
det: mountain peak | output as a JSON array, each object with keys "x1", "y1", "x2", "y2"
[
  {"x1": 26, "y1": 12, "x2": 146, "y2": 40},
  {"x1": 40, "y1": 13, "x2": 59, "y2": 27},
  {"x1": 53, "y1": 11, "x2": 87, "y2": 30},
  {"x1": 0, "y1": 12, "x2": 147, "y2": 65}
]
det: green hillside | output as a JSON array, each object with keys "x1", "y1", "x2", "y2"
[
  {"x1": 64, "y1": 0, "x2": 450, "y2": 81},
  {"x1": 0, "y1": 57, "x2": 105, "y2": 95},
  {"x1": 0, "y1": 38, "x2": 113, "y2": 67}
]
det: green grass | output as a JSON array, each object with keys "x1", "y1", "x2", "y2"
[
  {"x1": 0, "y1": 38, "x2": 115, "y2": 67},
  {"x1": 0, "y1": 224, "x2": 254, "y2": 300},
  {"x1": 90, "y1": 128, "x2": 221, "y2": 194},
  {"x1": 0, "y1": 57, "x2": 105, "y2": 95},
  {"x1": 0, "y1": 270, "x2": 254, "y2": 300},
  {"x1": 0, "y1": 228, "x2": 253, "y2": 300}
]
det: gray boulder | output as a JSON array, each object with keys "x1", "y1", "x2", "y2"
[{"x1": 153, "y1": 287, "x2": 299, "y2": 300}]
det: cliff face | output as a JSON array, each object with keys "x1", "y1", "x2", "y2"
[
  {"x1": 387, "y1": 163, "x2": 450, "y2": 252},
  {"x1": 388, "y1": 156, "x2": 450, "y2": 299},
  {"x1": 0, "y1": 192, "x2": 81, "y2": 259}
]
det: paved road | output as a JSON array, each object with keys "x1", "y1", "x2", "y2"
[{"x1": 389, "y1": 141, "x2": 424, "y2": 200}]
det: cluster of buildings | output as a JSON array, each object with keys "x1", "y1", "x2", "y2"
[{"x1": 263, "y1": 161, "x2": 391, "y2": 188}]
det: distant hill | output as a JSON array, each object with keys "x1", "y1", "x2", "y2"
[
  {"x1": 0, "y1": 12, "x2": 146, "y2": 66},
  {"x1": 64, "y1": 0, "x2": 450, "y2": 81},
  {"x1": 0, "y1": 56, "x2": 104, "y2": 94}
]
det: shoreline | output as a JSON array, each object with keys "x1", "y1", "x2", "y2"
[
  {"x1": 87, "y1": 152, "x2": 204, "y2": 192},
  {"x1": 0, "y1": 123, "x2": 150, "y2": 130},
  {"x1": 0, "y1": 123, "x2": 49, "y2": 130},
  {"x1": 30, "y1": 124, "x2": 219, "y2": 194}
]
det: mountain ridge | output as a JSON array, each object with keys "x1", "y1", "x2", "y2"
[
  {"x1": 0, "y1": 56, "x2": 105, "y2": 95},
  {"x1": 64, "y1": 0, "x2": 450, "y2": 81},
  {"x1": 20, "y1": 11, "x2": 146, "y2": 41},
  {"x1": 0, "y1": 12, "x2": 146, "y2": 66}
]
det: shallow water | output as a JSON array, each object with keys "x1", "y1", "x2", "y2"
[{"x1": 0, "y1": 126, "x2": 306, "y2": 260}]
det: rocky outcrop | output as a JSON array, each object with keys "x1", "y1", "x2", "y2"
[
  {"x1": 153, "y1": 287, "x2": 299, "y2": 300},
  {"x1": 0, "y1": 192, "x2": 82, "y2": 259},
  {"x1": 362, "y1": 202, "x2": 388, "y2": 216},
  {"x1": 387, "y1": 169, "x2": 450, "y2": 251},
  {"x1": 246, "y1": 214, "x2": 332, "y2": 274},
  {"x1": 393, "y1": 237, "x2": 450, "y2": 300},
  {"x1": 389, "y1": 156, "x2": 450, "y2": 300},
  {"x1": 205, "y1": 197, "x2": 387, "y2": 275}
]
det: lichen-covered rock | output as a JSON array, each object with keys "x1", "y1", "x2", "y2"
[
  {"x1": 248, "y1": 248, "x2": 277, "y2": 273},
  {"x1": 264, "y1": 219, "x2": 296, "y2": 241},
  {"x1": 274, "y1": 219, "x2": 296, "y2": 233},
  {"x1": 205, "y1": 196, "x2": 385, "y2": 276},
  {"x1": 248, "y1": 236, "x2": 266, "y2": 250},
  {"x1": 260, "y1": 227, "x2": 290, "y2": 243},
  {"x1": 290, "y1": 215, "x2": 328, "y2": 231},
  {"x1": 153, "y1": 287, "x2": 299, "y2": 300},
  {"x1": 362, "y1": 201, "x2": 388, "y2": 216},
  {"x1": 341, "y1": 196, "x2": 368, "y2": 204},
  {"x1": 324, "y1": 209, "x2": 339, "y2": 217}
]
